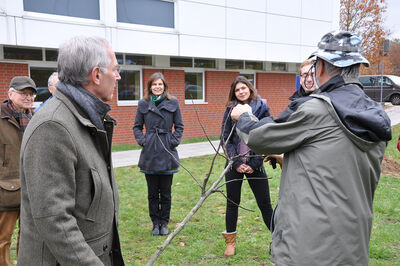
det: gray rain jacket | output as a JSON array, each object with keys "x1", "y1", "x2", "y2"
[{"x1": 236, "y1": 75, "x2": 391, "y2": 265}]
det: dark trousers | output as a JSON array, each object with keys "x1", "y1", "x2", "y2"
[
  {"x1": 145, "y1": 174, "x2": 173, "y2": 225},
  {"x1": 225, "y1": 167, "x2": 273, "y2": 232}
]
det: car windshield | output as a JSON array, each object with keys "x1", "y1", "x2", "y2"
[{"x1": 388, "y1": 75, "x2": 400, "y2": 86}]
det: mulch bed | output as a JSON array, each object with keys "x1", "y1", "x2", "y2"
[{"x1": 381, "y1": 155, "x2": 400, "y2": 178}]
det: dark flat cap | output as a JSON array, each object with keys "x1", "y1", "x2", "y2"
[{"x1": 9, "y1": 76, "x2": 37, "y2": 93}]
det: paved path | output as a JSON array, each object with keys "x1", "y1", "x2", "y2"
[
  {"x1": 112, "y1": 140, "x2": 221, "y2": 168},
  {"x1": 113, "y1": 105, "x2": 399, "y2": 168},
  {"x1": 385, "y1": 105, "x2": 400, "y2": 126}
]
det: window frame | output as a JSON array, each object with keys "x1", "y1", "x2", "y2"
[
  {"x1": 23, "y1": 10, "x2": 102, "y2": 26},
  {"x1": 240, "y1": 71, "x2": 256, "y2": 87},
  {"x1": 28, "y1": 62, "x2": 57, "y2": 108},
  {"x1": 115, "y1": 0, "x2": 177, "y2": 32},
  {"x1": 184, "y1": 70, "x2": 206, "y2": 105},
  {"x1": 116, "y1": 66, "x2": 143, "y2": 106}
]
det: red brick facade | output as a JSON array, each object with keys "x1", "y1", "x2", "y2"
[
  {"x1": 0, "y1": 62, "x2": 29, "y2": 100},
  {"x1": 0, "y1": 62, "x2": 295, "y2": 145}
]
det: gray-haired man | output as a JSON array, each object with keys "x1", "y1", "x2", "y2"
[
  {"x1": 19, "y1": 36, "x2": 124, "y2": 265},
  {"x1": 33, "y1": 72, "x2": 58, "y2": 113},
  {"x1": 231, "y1": 31, "x2": 391, "y2": 265}
]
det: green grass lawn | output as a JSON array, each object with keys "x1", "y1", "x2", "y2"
[{"x1": 10, "y1": 126, "x2": 400, "y2": 265}]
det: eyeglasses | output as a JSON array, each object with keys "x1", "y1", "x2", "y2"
[
  {"x1": 302, "y1": 60, "x2": 317, "y2": 90},
  {"x1": 114, "y1": 65, "x2": 121, "y2": 74},
  {"x1": 12, "y1": 90, "x2": 36, "y2": 99},
  {"x1": 300, "y1": 72, "x2": 315, "y2": 79}
]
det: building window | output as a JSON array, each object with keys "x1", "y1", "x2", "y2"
[
  {"x1": 117, "y1": 0, "x2": 174, "y2": 28},
  {"x1": 194, "y1": 58, "x2": 215, "y2": 68},
  {"x1": 245, "y1": 61, "x2": 263, "y2": 70},
  {"x1": 23, "y1": 0, "x2": 100, "y2": 20},
  {"x1": 241, "y1": 73, "x2": 255, "y2": 86},
  {"x1": 125, "y1": 54, "x2": 152, "y2": 66},
  {"x1": 171, "y1": 57, "x2": 192, "y2": 68},
  {"x1": 226, "y1": 60, "x2": 244, "y2": 69},
  {"x1": 116, "y1": 53, "x2": 124, "y2": 65},
  {"x1": 4, "y1": 47, "x2": 42, "y2": 61},
  {"x1": 185, "y1": 72, "x2": 204, "y2": 103},
  {"x1": 118, "y1": 70, "x2": 141, "y2": 102},
  {"x1": 45, "y1": 49, "x2": 58, "y2": 61},
  {"x1": 30, "y1": 67, "x2": 57, "y2": 102},
  {"x1": 272, "y1": 62, "x2": 287, "y2": 72}
]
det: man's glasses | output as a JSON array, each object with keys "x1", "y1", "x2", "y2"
[
  {"x1": 12, "y1": 90, "x2": 36, "y2": 99},
  {"x1": 114, "y1": 65, "x2": 121, "y2": 74},
  {"x1": 302, "y1": 60, "x2": 316, "y2": 90}
]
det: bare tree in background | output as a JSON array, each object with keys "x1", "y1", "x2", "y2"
[
  {"x1": 340, "y1": 0, "x2": 393, "y2": 74},
  {"x1": 389, "y1": 39, "x2": 400, "y2": 76}
]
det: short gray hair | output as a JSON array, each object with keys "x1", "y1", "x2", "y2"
[
  {"x1": 48, "y1": 72, "x2": 58, "y2": 86},
  {"x1": 341, "y1": 64, "x2": 360, "y2": 80},
  {"x1": 317, "y1": 59, "x2": 360, "y2": 80},
  {"x1": 57, "y1": 36, "x2": 111, "y2": 87}
]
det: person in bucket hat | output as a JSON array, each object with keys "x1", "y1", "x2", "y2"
[
  {"x1": 230, "y1": 30, "x2": 391, "y2": 265},
  {"x1": 312, "y1": 30, "x2": 370, "y2": 67}
]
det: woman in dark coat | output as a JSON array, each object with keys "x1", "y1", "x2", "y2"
[
  {"x1": 133, "y1": 72, "x2": 184, "y2": 235},
  {"x1": 220, "y1": 76, "x2": 273, "y2": 257}
]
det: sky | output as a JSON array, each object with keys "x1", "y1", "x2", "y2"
[{"x1": 385, "y1": 0, "x2": 400, "y2": 40}]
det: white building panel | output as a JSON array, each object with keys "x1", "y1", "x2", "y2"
[
  {"x1": 301, "y1": 19, "x2": 333, "y2": 46},
  {"x1": 226, "y1": 8, "x2": 265, "y2": 42},
  {"x1": 267, "y1": 14, "x2": 301, "y2": 45},
  {"x1": 266, "y1": 0, "x2": 301, "y2": 17},
  {"x1": 180, "y1": 35, "x2": 225, "y2": 58},
  {"x1": 0, "y1": 0, "x2": 341, "y2": 63},
  {"x1": 302, "y1": 0, "x2": 333, "y2": 21},
  {"x1": 113, "y1": 29, "x2": 179, "y2": 56},
  {"x1": 184, "y1": 0, "x2": 226, "y2": 7},
  {"x1": 15, "y1": 18, "x2": 106, "y2": 48},
  {"x1": 226, "y1": 39, "x2": 265, "y2": 61},
  {"x1": 266, "y1": 43, "x2": 301, "y2": 63},
  {"x1": 1, "y1": 0, "x2": 23, "y2": 17},
  {"x1": 0, "y1": 16, "x2": 16, "y2": 45},
  {"x1": 178, "y1": 1, "x2": 225, "y2": 38},
  {"x1": 331, "y1": 0, "x2": 340, "y2": 30},
  {"x1": 226, "y1": 0, "x2": 266, "y2": 12},
  {"x1": 301, "y1": 45, "x2": 317, "y2": 60}
]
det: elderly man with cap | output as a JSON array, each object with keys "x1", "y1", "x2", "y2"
[
  {"x1": 231, "y1": 31, "x2": 391, "y2": 265},
  {"x1": 0, "y1": 76, "x2": 36, "y2": 265}
]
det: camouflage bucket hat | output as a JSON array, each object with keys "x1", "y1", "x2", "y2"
[{"x1": 311, "y1": 31, "x2": 370, "y2": 67}]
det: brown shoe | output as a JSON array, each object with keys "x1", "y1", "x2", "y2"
[{"x1": 222, "y1": 231, "x2": 236, "y2": 257}]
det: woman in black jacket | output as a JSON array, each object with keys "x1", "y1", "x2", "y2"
[
  {"x1": 133, "y1": 72, "x2": 184, "y2": 236},
  {"x1": 221, "y1": 76, "x2": 273, "y2": 256}
]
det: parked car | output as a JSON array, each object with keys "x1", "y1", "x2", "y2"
[
  {"x1": 359, "y1": 75, "x2": 400, "y2": 105},
  {"x1": 35, "y1": 86, "x2": 51, "y2": 102}
]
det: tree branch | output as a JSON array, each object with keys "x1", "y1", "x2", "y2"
[{"x1": 146, "y1": 160, "x2": 234, "y2": 266}]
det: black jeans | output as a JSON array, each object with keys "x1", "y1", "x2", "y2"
[
  {"x1": 225, "y1": 166, "x2": 273, "y2": 232},
  {"x1": 145, "y1": 174, "x2": 173, "y2": 225}
]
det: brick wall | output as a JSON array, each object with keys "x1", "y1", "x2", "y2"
[
  {"x1": 0, "y1": 62, "x2": 296, "y2": 145},
  {"x1": 256, "y1": 72, "x2": 295, "y2": 118},
  {"x1": 0, "y1": 62, "x2": 29, "y2": 100}
]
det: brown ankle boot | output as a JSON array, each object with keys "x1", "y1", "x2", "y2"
[{"x1": 222, "y1": 231, "x2": 236, "y2": 257}]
